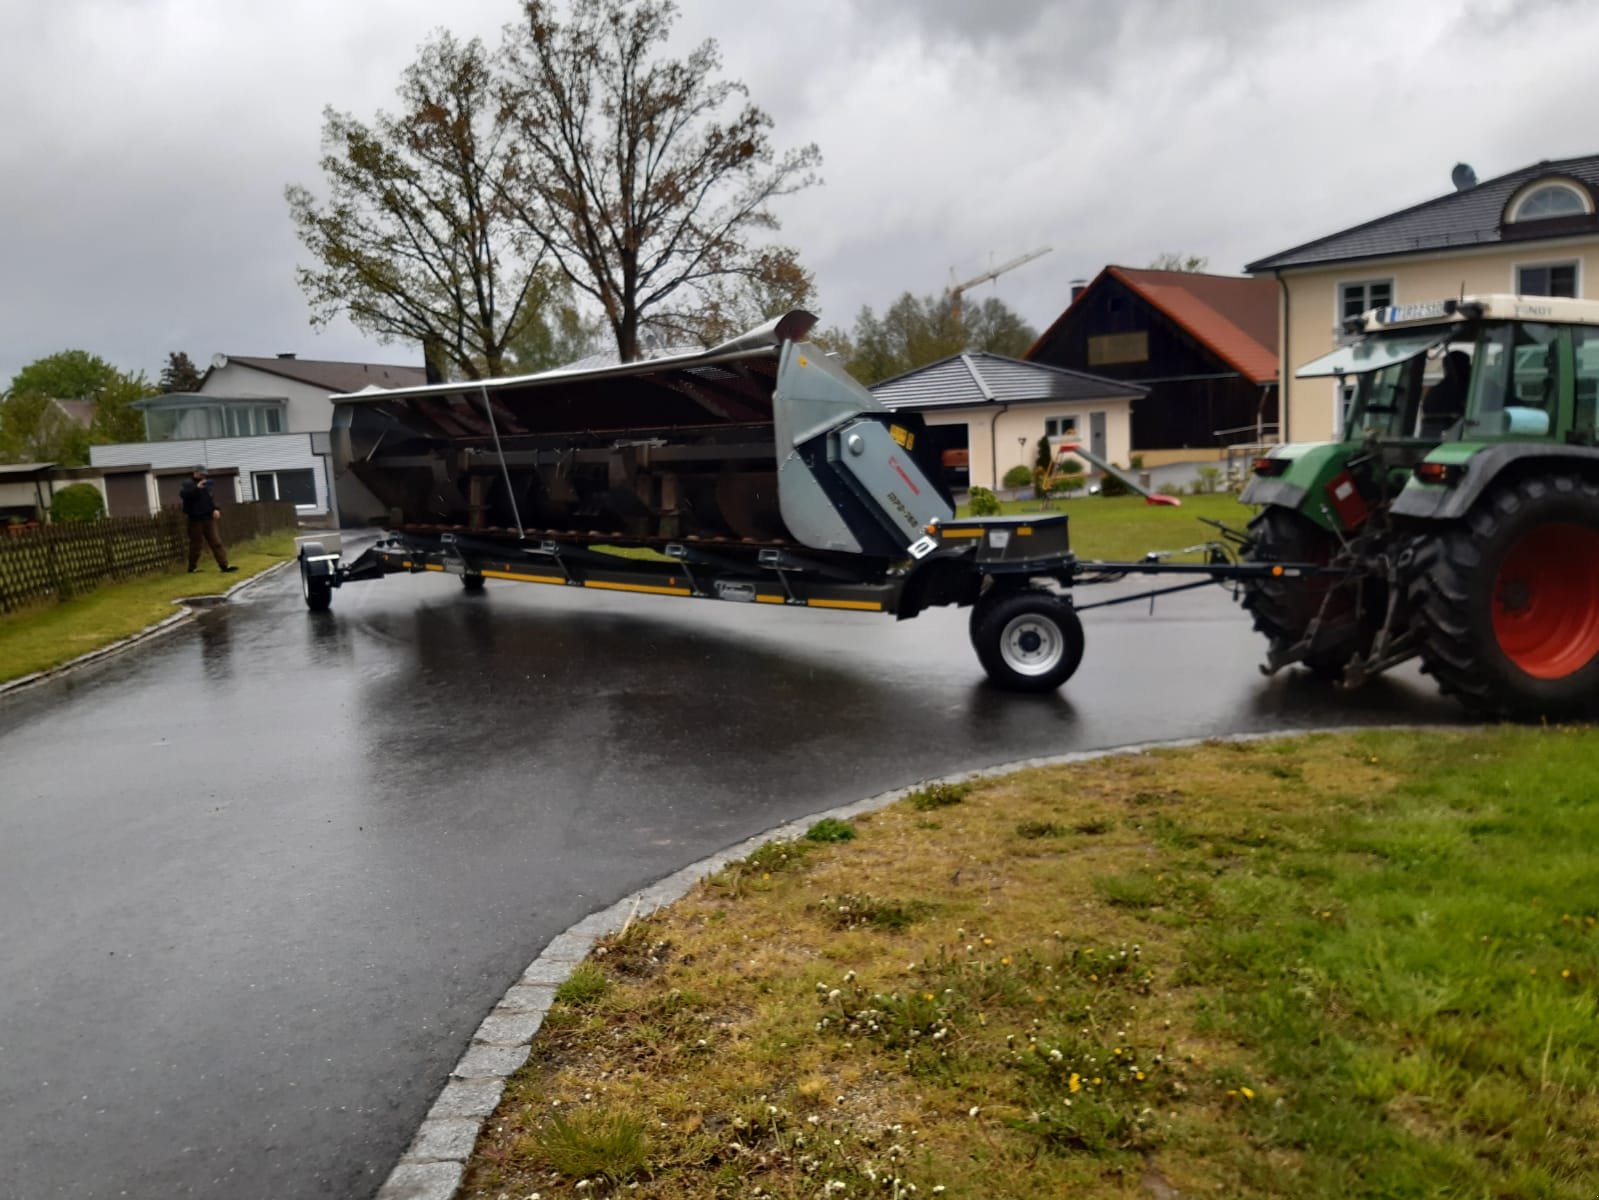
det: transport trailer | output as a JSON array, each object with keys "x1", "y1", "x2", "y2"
[{"x1": 301, "y1": 310, "x2": 1313, "y2": 692}]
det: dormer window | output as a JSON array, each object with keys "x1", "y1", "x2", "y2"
[{"x1": 1506, "y1": 179, "x2": 1593, "y2": 223}]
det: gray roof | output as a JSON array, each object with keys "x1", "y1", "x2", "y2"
[
  {"x1": 870, "y1": 353, "x2": 1145, "y2": 412},
  {"x1": 1247, "y1": 154, "x2": 1599, "y2": 272},
  {"x1": 0, "y1": 462, "x2": 57, "y2": 477},
  {"x1": 212, "y1": 356, "x2": 428, "y2": 393}
]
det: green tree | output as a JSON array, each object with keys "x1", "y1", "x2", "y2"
[
  {"x1": 159, "y1": 351, "x2": 204, "y2": 393},
  {"x1": 49, "y1": 483, "x2": 105, "y2": 523},
  {"x1": 0, "y1": 392, "x2": 90, "y2": 465},
  {"x1": 1148, "y1": 252, "x2": 1209, "y2": 272},
  {"x1": 287, "y1": 30, "x2": 546, "y2": 380},
  {"x1": 498, "y1": 270, "x2": 609, "y2": 373},
  {"x1": 498, "y1": 0, "x2": 821, "y2": 361},
  {"x1": 4, "y1": 350, "x2": 152, "y2": 457},
  {"x1": 821, "y1": 292, "x2": 1038, "y2": 384}
]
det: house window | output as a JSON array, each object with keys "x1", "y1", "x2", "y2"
[
  {"x1": 1086, "y1": 331, "x2": 1148, "y2": 366},
  {"x1": 1508, "y1": 182, "x2": 1590, "y2": 222},
  {"x1": 223, "y1": 405, "x2": 286, "y2": 437},
  {"x1": 1044, "y1": 416, "x2": 1079, "y2": 440},
  {"x1": 1340, "y1": 279, "x2": 1393, "y2": 322},
  {"x1": 253, "y1": 469, "x2": 316, "y2": 506},
  {"x1": 1517, "y1": 261, "x2": 1578, "y2": 298},
  {"x1": 1574, "y1": 327, "x2": 1599, "y2": 442}
]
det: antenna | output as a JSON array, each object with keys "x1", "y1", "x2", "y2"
[
  {"x1": 948, "y1": 247, "x2": 1053, "y2": 320},
  {"x1": 1451, "y1": 163, "x2": 1478, "y2": 192}
]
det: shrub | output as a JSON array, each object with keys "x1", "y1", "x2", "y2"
[
  {"x1": 1099, "y1": 468, "x2": 1132, "y2": 498},
  {"x1": 1196, "y1": 466, "x2": 1222, "y2": 494},
  {"x1": 1129, "y1": 454, "x2": 1145, "y2": 470},
  {"x1": 49, "y1": 483, "x2": 104, "y2": 523},
  {"x1": 1053, "y1": 472, "x2": 1087, "y2": 496},
  {"x1": 1054, "y1": 456, "x2": 1084, "y2": 477},
  {"x1": 806, "y1": 818, "x2": 856, "y2": 843},
  {"x1": 1034, "y1": 435, "x2": 1052, "y2": 472},
  {"x1": 908, "y1": 781, "x2": 971, "y2": 811},
  {"x1": 1002, "y1": 464, "x2": 1034, "y2": 490},
  {"x1": 968, "y1": 487, "x2": 1001, "y2": 516}
]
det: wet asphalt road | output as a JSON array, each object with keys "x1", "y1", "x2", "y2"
[{"x1": 0, "y1": 559, "x2": 1464, "y2": 1199}]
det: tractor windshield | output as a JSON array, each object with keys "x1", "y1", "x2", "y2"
[
  {"x1": 1335, "y1": 332, "x2": 1477, "y2": 440},
  {"x1": 1461, "y1": 321, "x2": 1561, "y2": 438}
]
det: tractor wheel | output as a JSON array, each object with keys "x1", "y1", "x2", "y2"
[
  {"x1": 1241, "y1": 506, "x2": 1360, "y2": 678},
  {"x1": 970, "y1": 588, "x2": 1085, "y2": 693},
  {"x1": 299, "y1": 543, "x2": 332, "y2": 613},
  {"x1": 1408, "y1": 474, "x2": 1599, "y2": 719}
]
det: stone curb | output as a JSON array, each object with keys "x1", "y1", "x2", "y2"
[
  {"x1": 375, "y1": 722, "x2": 1454, "y2": 1200},
  {"x1": 0, "y1": 559, "x2": 292, "y2": 699}
]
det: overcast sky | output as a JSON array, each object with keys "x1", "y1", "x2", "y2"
[{"x1": 3, "y1": 0, "x2": 1594, "y2": 385}]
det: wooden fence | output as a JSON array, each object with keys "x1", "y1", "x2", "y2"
[{"x1": 0, "y1": 501, "x2": 298, "y2": 613}]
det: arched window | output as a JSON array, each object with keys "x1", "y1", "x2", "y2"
[{"x1": 1508, "y1": 181, "x2": 1591, "y2": 222}]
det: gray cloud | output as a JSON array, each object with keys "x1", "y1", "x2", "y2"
[{"x1": 2, "y1": 0, "x2": 1597, "y2": 386}]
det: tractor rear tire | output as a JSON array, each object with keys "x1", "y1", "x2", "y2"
[
  {"x1": 1240, "y1": 507, "x2": 1359, "y2": 679},
  {"x1": 1408, "y1": 473, "x2": 1599, "y2": 719},
  {"x1": 970, "y1": 588, "x2": 1085, "y2": 693}
]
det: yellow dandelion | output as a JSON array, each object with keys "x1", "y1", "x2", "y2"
[
  {"x1": 1563, "y1": 969, "x2": 1573, "y2": 979},
  {"x1": 1069, "y1": 1074, "x2": 1081, "y2": 1094},
  {"x1": 1135, "y1": 1071, "x2": 1146, "y2": 1081},
  {"x1": 1000, "y1": 956, "x2": 1011, "y2": 966},
  {"x1": 1241, "y1": 1087, "x2": 1256, "y2": 1100}
]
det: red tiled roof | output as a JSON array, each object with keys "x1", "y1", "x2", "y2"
[{"x1": 1028, "y1": 267, "x2": 1280, "y2": 385}]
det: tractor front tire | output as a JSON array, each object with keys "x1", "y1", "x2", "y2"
[
  {"x1": 1241, "y1": 506, "x2": 1360, "y2": 679},
  {"x1": 970, "y1": 588, "x2": 1085, "y2": 693},
  {"x1": 1409, "y1": 474, "x2": 1599, "y2": 719}
]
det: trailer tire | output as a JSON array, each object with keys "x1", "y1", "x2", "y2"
[
  {"x1": 1241, "y1": 506, "x2": 1359, "y2": 678},
  {"x1": 461, "y1": 573, "x2": 486, "y2": 593},
  {"x1": 1408, "y1": 473, "x2": 1599, "y2": 719},
  {"x1": 299, "y1": 543, "x2": 333, "y2": 613},
  {"x1": 970, "y1": 589, "x2": 1084, "y2": 693}
]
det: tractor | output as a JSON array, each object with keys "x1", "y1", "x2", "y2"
[{"x1": 1241, "y1": 294, "x2": 1599, "y2": 718}]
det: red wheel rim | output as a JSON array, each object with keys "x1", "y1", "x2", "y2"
[{"x1": 1492, "y1": 523, "x2": 1599, "y2": 680}]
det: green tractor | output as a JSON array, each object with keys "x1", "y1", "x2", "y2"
[{"x1": 1241, "y1": 294, "x2": 1599, "y2": 718}]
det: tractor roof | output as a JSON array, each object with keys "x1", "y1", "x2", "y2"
[{"x1": 1358, "y1": 294, "x2": 1599, "y2": 333}]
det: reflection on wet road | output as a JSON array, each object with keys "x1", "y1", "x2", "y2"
[{"x1": 0, "y1": 563, "x2": 1463, "y2": 1197}]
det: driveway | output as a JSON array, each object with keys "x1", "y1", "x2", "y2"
[{"x1": 0, "y1": 564, "x2": 1461, "y2": 1197}]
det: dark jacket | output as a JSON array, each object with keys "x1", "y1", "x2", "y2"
[{"x1": 179, "y1": 478, "x2": 219, "y2": 521}]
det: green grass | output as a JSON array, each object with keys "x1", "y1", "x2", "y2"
[
  {"x1": 462, "y1": 728, "x2": 1599, "y2": 1200},
  {"x1": 0, "y1": 531, "x2": 296, "y2": 684},
  {"x1": 957, "y1": 492, "x2": 1249, "y2": 561}
]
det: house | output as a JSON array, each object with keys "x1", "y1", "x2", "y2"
[
  {"x1": 1247, "y1": 153, "x2": 1599, "y2": 442},
  {"x1": 869, "y1": 353, "x2": 1144, "y2": 491},
  {"x1": 1024, "y1": 267, "x2": 1279, "y2": 458},
  {"x1": 91, "y1": 353, "x2": 426, "y2": 521}
]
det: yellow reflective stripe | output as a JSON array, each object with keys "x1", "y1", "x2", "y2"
[
  {"x1": 1016, "y1": 526, "x2": 1034, "y2": 535},
  {"x1": 807, "y1": 598, "x2": 882, "y2": 611},
  {"x1": 584, "y1": 580, "x2": 692, "y2": 597},
  {"x1": 424, "y1": 563, "x2": 444, "y2": 572},
  {"x1": 481, "y1": 568, "x2": 564, "y2": 585},
  {"x1": 938, "y1": 529, "x2": 983, "y2": 538},
  {"x1": 755, "y1": 594, "x2": 787, "y2": 605}
]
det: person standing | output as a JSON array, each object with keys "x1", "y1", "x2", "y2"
[{"x1": 179, "y1": 469, "x2": 238, "y2": 573}]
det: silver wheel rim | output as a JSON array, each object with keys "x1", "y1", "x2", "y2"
[{"x1": 999, "y1": 612, "x2": 1065, "y2": 676}]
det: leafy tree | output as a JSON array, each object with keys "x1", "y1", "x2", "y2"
[
  {"x1": 498, "y1": 270, "x2": 609, "y2": 373},
  {"x1": 0, "y1": 392, "x2": 89, "y2": 465},
  {"x1": 286, "y1": 31, "x2": 546, "y2": 380},
  {"x1": 159, "y1": 352, "x2": 204, "y2": 394},
  {"x1": 498, "y1": 0, "x2": 821, "y2": 361},
  {"x1": 3, "y1": 350, "x2": 152, "y2": 458},
  {"x1": 820, "y1": 292, "x2": 1038, "y2": 384},
  {"x1": 1148, "y1": 252, "x2": 1209, "y2": 272}
]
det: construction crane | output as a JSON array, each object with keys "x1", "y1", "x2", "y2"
[{"x1": 948, "y1": 246, "x2": 1053, "y2": 320}]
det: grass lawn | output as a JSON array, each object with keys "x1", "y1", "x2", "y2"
[
  {"x1": 958, "y1": 492, "x2": 1253, "y2": 562},
  {"x1": 0, "y1": 531, "x2": 297, "y2": 684},
  {"x1": 462, "y1": 727, "x2": 1599, "y2": 1199}
]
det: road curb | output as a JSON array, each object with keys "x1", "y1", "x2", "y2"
[
  {"x1": 375, "y1": 722, "x2": 1455, "y2": 1200},
  {"x1": 0, "y1": 560, "x2": 292, "y2": 699}
]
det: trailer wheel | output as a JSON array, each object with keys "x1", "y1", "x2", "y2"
[
  {"x1": 970, "y1": 589, "x2": 1084, "y2": 693},
  {"x1": 1409, "y1": 473, "x2": 1599, "y2": 719},
  {"x1": 461, "y1": 573, "x2": 486, "y2": 593},
  {"x1": 1241, "y1": 506, "x2": 1360, "y2": 678},
  {"x1": 299, "y1": 543, "x2": 333, "y2": 613}
]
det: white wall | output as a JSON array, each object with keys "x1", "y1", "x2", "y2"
[
  {"x1": 919, "y1": 399, "x2": 1133, "y2": 490},
  {"x1": 201, "y1": 363, "x2": 335, "y2": 434},
  {"x1": 92, "y1": 434, "x2": 332, "y2": 515}
]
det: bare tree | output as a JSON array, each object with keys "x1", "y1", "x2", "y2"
[
  {"x1": 286, "y1": 31, "x2": 545, "y2": 380},
  {"x1": 1148, "y1": 252, "x2": 1209, "y2": 273},
  {"x1": 498, "y1": 0, "x2": 821, "y2": 361}
]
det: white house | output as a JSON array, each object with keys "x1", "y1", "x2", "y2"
[{"x1": 91, "y1": 353, "x2": 426, "y2": 520}]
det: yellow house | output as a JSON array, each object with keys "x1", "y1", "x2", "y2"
[{"x1": 1248, "y1": 155, "x2": 1599, "y2": 442}]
